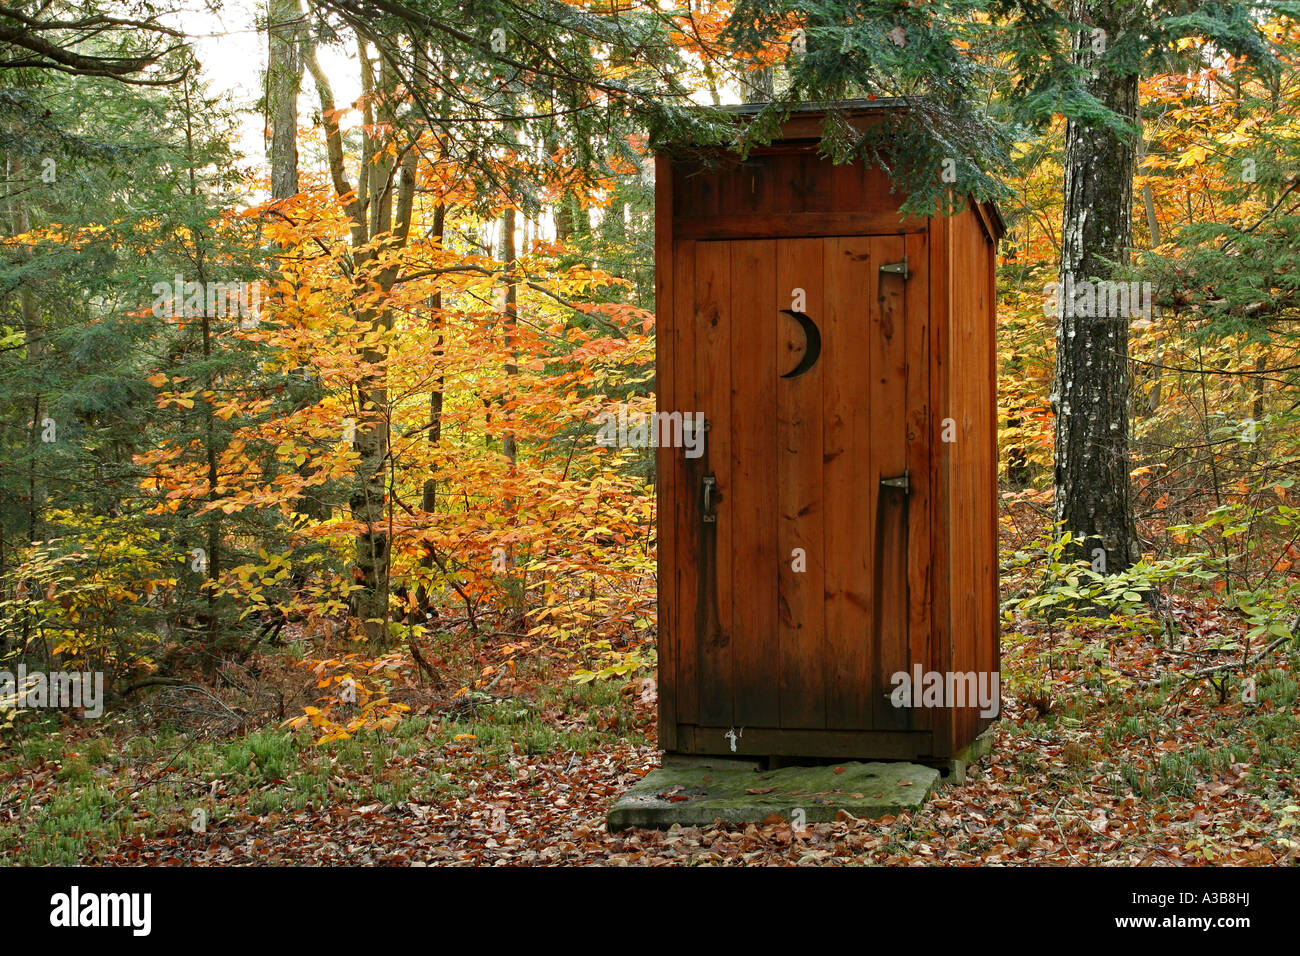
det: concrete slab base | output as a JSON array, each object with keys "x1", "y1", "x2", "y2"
[
  {"x1": 607, "y1": 760, "x2": 940, "y2": 831},
  {"x1": 660, "y1": 754, "x2": 764, "y2": 772},
  {"x1": 937, "y1": 725, "x2": 996, "y2": 786}
]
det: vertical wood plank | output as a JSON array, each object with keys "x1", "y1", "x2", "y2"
[
  {"x1": 776, "y1": 238, "x2": 826, "y2": 729},
  {"x1": 903, "y1": 231, "x2": 931, "y2": 735},
  {"x1": 729, "y1": 239, "x2": 780, "y2": 729},
  {"x1": 927, "y1": 212, "x2": 956, "y2": 755},
  {"x1": 957, "y1": 210, "x2": 983, "y2": 748},
  {"x1": 672, "y1": 239, "x2": 700, "y2": 728},
  {"x1": 694, "y1": 240, "x2": 731, "y2": 729},
  {"x1": 654, "y1": 155, "x2": 677, "y2": 751},
  {"x1": 871, "y1": 235, "x2": 910, "y2": 730},
  {"x1": 987, "y1": 220, "x2": 1002, "y2": 737},
  {"x1": 824, "y1": 238, "x2": 874, "y2": 729},
  {"x1": 951, "y1": 212, "x2": 969, "y2": 750},
  {"x1": 964, "y1": 216, "x2": 979, "y2": 743}
]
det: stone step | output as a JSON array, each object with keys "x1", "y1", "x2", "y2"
[{"x1": 608, "y1": 760, "x2": 940, "y2": 831}]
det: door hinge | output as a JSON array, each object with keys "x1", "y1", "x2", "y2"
[
  {"x1": 880, "y1": 469, "x2": 910, "y2": 494},
  {"x1": 880, "y1": 256, "x2": 911, "y2": 280}
]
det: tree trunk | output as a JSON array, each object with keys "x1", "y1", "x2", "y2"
[
  {"x1": 349, "y1": 47, "x2": 396, "y2": 643},
  {"x1": 332, "y1": 46, "x2": 418, "y2": 644},
  {"x1": 743, "y1": 66, "x2": 774, "y2": 104},
  {"x1": 266, "y1": 0, "x2": 303, "y2": 200},
  {"x1": 498, "y1": 208, "x2": 523, "y2": 619},
  {"x1": 415, "y1": 204, "x2": 446, "y2": 621},
  {"x1": 554, "y1": 192, "x2": 576, "y2": 243},
  {"x1": 267, "y1": 0, "x2": 324, "y2": 530},
  {"x1": 1053, "y1": 0, "x2": 1143, "y2": 574},
  {"x1": 8, "y1": 153, "x2": 45, "y2": 545},
  {"x1": 501, "y1": 206, "x2": 518, "y2": 467}
]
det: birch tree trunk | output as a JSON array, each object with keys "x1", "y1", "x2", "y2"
[
  {"x1": 1053, "y1": 0, "x2": 1143, "y2": 574},
  {"x1": 266, "y1": 0, "x2": 302, "y2": 200}
]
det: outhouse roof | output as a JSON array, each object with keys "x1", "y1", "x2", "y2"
[{"x1": 665, "y1": 99, "x2": 1006, "y2": 242}]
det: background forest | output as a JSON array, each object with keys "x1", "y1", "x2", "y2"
[{"x1": 0, "y1": 0, "x2": 1298, "y2": 865}]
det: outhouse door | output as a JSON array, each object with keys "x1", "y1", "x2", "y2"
[{"x1": 673, "y1": 234, "x2": 929, "y2": 740}]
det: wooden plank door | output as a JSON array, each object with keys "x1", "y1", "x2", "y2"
[{"x1": 675, "y1": 235, "x2": 919, "y2": 736}]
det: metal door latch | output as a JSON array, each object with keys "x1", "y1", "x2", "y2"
[
  {"x1": 880, "y1": 257, "x2": 911, "y2": 279},
  {"x1": 681, "y1": 416, "x2": 710, "y2": 439},
  {"x1": 880, "y1": 469, "x2": 910, "y2": 494}
]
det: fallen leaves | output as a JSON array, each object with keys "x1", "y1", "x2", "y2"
[{"x1": 3, "y1": 598, "x2": 1297, "y2": 867}]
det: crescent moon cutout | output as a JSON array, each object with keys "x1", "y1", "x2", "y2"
[{"x1": 780, "y1": 309, "x2": 822, "y2": 379}]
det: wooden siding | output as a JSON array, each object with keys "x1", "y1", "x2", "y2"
[{"x1": 657, "y1": 131, "x2": 999, "y2": 762}]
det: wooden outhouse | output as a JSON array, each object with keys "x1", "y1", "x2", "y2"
[{"x1": 654, "y1": 102, "x2": 1002, "y2": 766}]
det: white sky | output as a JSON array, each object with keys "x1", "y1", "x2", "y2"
[
  {"x1": 165, "y1": 0, "x2": 362, "y2": 197},
  {"x1": 161, "y1": 0, "x2": 726, "y2": 222}
]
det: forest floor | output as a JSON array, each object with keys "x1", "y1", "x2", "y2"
[{"x1": 2, "y1": 601, "x2": 1298, "y2": 865}]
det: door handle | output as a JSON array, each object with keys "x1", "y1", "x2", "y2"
[
  {"x1": 702, "y1": 475, "x2": 717, "y2": 522},
  {"x1": 880, "y1": 469, "x2": 910, "y2": 494}
]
